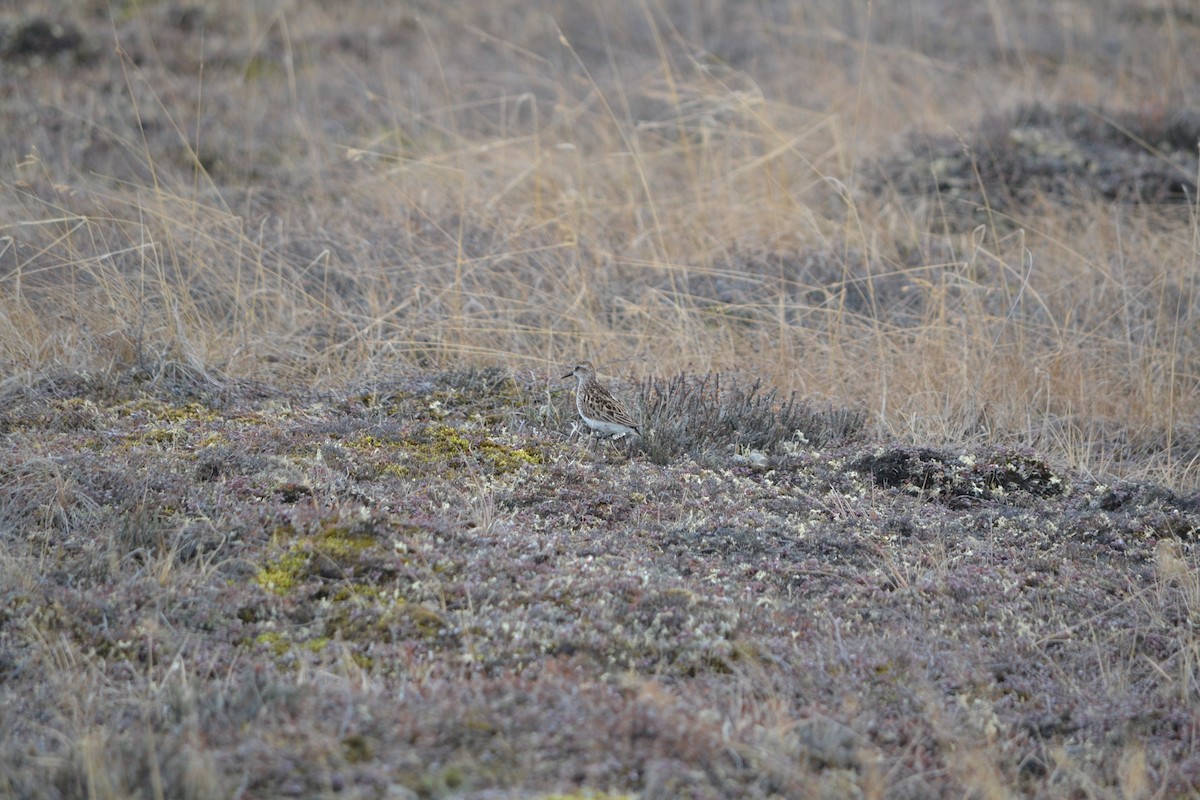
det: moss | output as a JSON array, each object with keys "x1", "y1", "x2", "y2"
[
  {"x1": 254, "y1": 631, "x2": 290, "y2": 657},
  {"x1": 323, "y1": 597, "x2": 446, "y2": 644},
  {"x1": 391, "y1": 599, "x2": 446, "y2": 639},
  {"x1": 99, "y1": 399, "x2": 226, "y2": 448},
  {"x1": 112, "y1": 398, "x2": 218, "y2": 424},
  {"x1": 314, "y1": 523, "x2": 376, "y2": 559},
  {"x1": 330, "y1": 584, "x2": 381, "y2": 603},
  {"x1": 478, "y1": 439, "x2": 543, "y2": 472},
  {"x1": 195, "y1": 433, "x2": 228, "y2": 448},
  {"x1": 431, "y1": 424, "x2": 470, "y2": 452},
  {"x1": 384, "y1": 424, "x2": 542, "y2": 478},
  {"x1": 252, "y1": 631, "x2": 328, "y2": 660},
  {"x1": 348, "y1": 426, "x2": 539, "y2": 477},
  {"x1": 254, "y1": 549, "x2": 311, "y2": 595},
  {"x1": 346, "y1": 432, "x2": 387, "y2": 451},
  {"x1": 254, "y1": 513, "x2": 386, "y2": 596}
]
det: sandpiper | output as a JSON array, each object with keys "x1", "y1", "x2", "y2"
[{"x1": 562, "y1": 361, "x2": 640, "y2": 439}]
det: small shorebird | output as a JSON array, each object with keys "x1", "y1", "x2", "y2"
[{"x1": 563, "y1": 361, "x2": 640, "y2": 440}]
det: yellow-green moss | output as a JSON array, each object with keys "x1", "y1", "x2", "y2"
[
  {"x1": 254, "y1": 631, "x2": 290, "y2": 656},
  {"x1": 385, "y1": 424, "x2": 542, "y2": 478},
  {"x1": 113, "y1": 398, "x2": 218, "y2": 424},
  {"x1": 478, "y1": 439, "x2": 543, "y2": 471},
  {"x1": 255, "y1": 549, "x2": 310, "y2": 595},
  {"x1": 255, "y1": 514, "x2": 382, "y2": 595},
  {"x1": 381, "y1": 464, "x2": 411, "y2": 479},
  {"x1": 347, "y1": 432, "x2": 389, "y2": 451},
  {"x1": 377, "y1": 424, "x2": 466, "y2": 479},
  {"x1": 331, "y1": 584, "x2": 382, "y2": 603},
  {"x1": 253, "y1": 632, "x2": 328, "y2": 658},
  {"x1": 431, "y1": 425, "x2": 470, "y2": 452},
  {"x1": 314, "y1": 523, "x2": 377, "y2": 559},
  {"x1": 196, "y1": 433, "x2": 228, "y2": 448}
]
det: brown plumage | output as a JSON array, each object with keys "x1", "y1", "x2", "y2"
[{"x1": 562, "y1": 361, "x2": 640, "y2": 438}]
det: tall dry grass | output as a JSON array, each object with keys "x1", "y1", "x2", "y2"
[{"x1": 1, "y1": 0, "x2": 1198, "y2": 485}]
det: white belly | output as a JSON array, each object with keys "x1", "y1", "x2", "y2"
[{"x1": 582, "y1": 415, "x2": 636, "y2": 437}]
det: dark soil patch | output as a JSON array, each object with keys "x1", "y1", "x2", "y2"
[{"x1": 1, "y1": 16, "x2": 90, "y2": 62}]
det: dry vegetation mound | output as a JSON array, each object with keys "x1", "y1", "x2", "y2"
[{"x1": 874, "y1": 103, "x2": 1200, "y2": 229}]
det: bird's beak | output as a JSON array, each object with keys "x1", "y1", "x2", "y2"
[{"x1": 561, "y1": 370, "x2": 574, "y2": 379}]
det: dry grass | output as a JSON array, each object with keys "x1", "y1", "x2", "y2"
[
  {"x1": 2, "y1": 1, "x2": 1200, "y2": 797},
  {"x1": 0, "y1": 0, "x2": 1196, "y2": 485}
]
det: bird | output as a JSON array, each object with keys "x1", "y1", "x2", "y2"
[{"x1": 562, "y1": 361, "x2": 641, "y2": 440}]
